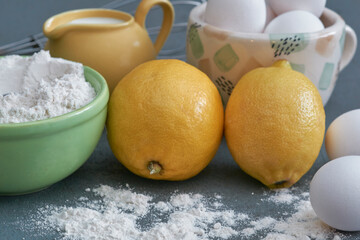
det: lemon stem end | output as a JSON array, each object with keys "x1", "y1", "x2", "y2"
[
  {"x1": 268, "y1": 179, "x2": 294, "y2": 189},
  {"x1": 148, "y1": 161, "x2": 162, "y2": 175},
  {"x1": 272, "y1": 60, "x2": 292, "y2": 69}
]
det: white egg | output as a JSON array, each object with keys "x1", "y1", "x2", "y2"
[
  {"x1": 325, "y1": 109, "x2": 360, "y2": 160},
  {"x1": 310, "y1": 156, "x2": 360, "y2": 231},
  {"x1": 205, "y1": 0, "x2": 267, "y2": 33},
  {"x1": 265, "y1": 1, "x2": 276, "y2": 25},
  {"x1": 264, "y1": 10, "x2": 324, "y2": 34},
  {"x1": 267, "y1": 0, "x2": 326, "y2": 18}
]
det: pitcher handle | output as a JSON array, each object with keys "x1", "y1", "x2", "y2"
[
  {"x1": 135, "y1": 0, "x2": 174, "y2": 55},
  {"x1": 339, "y1": 25, "x2": 357, "y2": 71}
]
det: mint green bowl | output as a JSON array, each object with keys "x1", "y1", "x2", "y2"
[{"x1": 0, "y1": 66, "x2": 109, "y2": 195}]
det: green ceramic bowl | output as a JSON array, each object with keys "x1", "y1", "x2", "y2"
[{"x1": 0, "y1": 66, "x2": 109, "y2": 195}]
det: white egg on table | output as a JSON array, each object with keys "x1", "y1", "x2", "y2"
[
  {"x1": 264, "y1": 10, "x2": 324, "y2": 34},
  {"x1": 205, "y1": 0, "x2": 267, "y2": 33},
  {"x1": 267, "y1": 0, "x2": 326, "y2": 18},
  {"x1": 325, "y1": 109, "x2": 360, "y2": 160},
  {"x1": 310, "y1": 156, "x2": 360, "y2": 231}
]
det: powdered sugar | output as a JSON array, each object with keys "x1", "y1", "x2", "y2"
[
  {"x1": 31, "y1": 185, "x2": 345, "y2": 240},
  {"x1": 0, "y1": 51, "x2": 95, "y2": 124}
]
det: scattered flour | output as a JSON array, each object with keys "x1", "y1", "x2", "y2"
[
  {"x1": 31, "y1": 185, "x2": 345, "y2": 240},
  {"x1": 0, "y1": 50, "x2": 96, "y2": 124},
  {"x1": 248, "y1": 188, "x2": 343, "y2": 240},
  {"x1": 242, "y1": 217, "x2": 277, "y2": 237},
  {"x1": 267, "y1": 188, "x2": 300, "y2": 204},
  {"x1": 93, "y1": 185, "x2": 152, "y2": 216},
  {"x1": 36, "y1": 185, "x2": 247, "y2": 240}
]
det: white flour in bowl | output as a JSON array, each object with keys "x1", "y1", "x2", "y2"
[
  {"x1": 0, "y1": 50, "x2": 96, "y2": 124},
  {"x1": 28, "y1": 185, "x2": 345, "y2": 240}
]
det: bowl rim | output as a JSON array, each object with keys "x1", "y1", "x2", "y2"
[
  {"x1": 0, "y1": 66, "x2": 109, "y2": 133},
  {"x1": 189, "y1": 3, "x2": 345, "y2": 40}
]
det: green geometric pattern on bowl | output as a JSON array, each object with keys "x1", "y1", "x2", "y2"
[
  {"x1": 319, "y1": 62, "x2": 335, "y2": 90},
  {"x1": 214, "y1": 44, "x2": 239, "y2": 72},
  {"x1": 270, "y1": 33, "x2": 309, "y2": 57},
  {"x1": 187, "y1": 23, "x2": 204, "y2": 59},
  {"x1": 214, "y1": 75, "x2": 234, "y2": 96},
  {"x1": 290, "y1": 62, "x2": 305, "y2": 74},
  {"x1": 339, "y1": 27, "x2": 346, "y2": 56}
]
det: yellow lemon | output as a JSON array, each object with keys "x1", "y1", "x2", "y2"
[
  {"x1": 107, "y1": 59, "x2": 224, "y2": 181},
  {"x1": 225, "y1": 60, "x2": 325, "y2": 188}
]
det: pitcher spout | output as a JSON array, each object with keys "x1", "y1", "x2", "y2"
[{"x1": 43, "y1": 17, "x2": 72, "y2": 39}]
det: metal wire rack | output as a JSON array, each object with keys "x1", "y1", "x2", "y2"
[{"x1": 0, "y1": 0, "x2": 205, "y2": 60}]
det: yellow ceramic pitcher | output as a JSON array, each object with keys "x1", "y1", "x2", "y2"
[{"x1": 43, "y1": 0, "x2": 174, "y2": 92}]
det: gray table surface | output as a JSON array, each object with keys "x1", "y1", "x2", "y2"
[{"x1": 0, "y1": 0, "x2": 359, "y2": 239}]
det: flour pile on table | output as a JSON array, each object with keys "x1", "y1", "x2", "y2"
[
  {"x1": 36, "y1": 184, "x2": 248, "y2": 240},
  {"x1": 0, "y1": 50, "x2": 95, "y2": 124},
  {"x1": 33, "y1": 185, "x2": 344, "y2": 240}
]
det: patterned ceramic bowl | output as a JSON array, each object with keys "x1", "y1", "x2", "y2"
[{"x1": 186, "y1": 3, "x2": 357, "y2": 105}]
